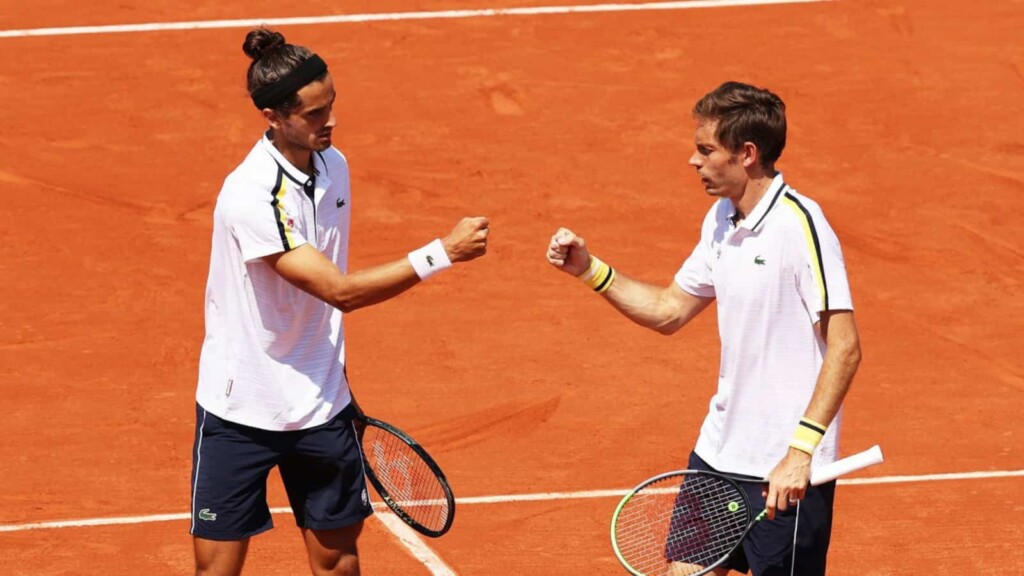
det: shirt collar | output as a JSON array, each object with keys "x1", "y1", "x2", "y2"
[
  {"x1": 260, "y1": 131, "x2": 320, "y2": 188},
  {"x1": 733, "y1": 173, "x2": 787, "y2": 231}
]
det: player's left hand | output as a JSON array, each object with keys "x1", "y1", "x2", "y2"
[
  {"x1": 763, "y1": 448, "x2": 812, "y2": 520},
  {"x1": 546, "y1": 227, "x2": 591, "y2": 276}
]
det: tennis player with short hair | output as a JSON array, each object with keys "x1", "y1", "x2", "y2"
[
  {"x1": 190, "y1": 28, "x2": 489, "y2": 576},
  {"x1": 546, "y1": 81, "x2": 861, "y2": 576}
]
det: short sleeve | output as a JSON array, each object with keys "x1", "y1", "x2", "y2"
[
  {"x1": 674, "y1": 207, "x2": 719, "y2": 298},
  {"x1": 221, "y1": 195, "x2": 307, "y2": 262},
  {"x1": 793, "y1": 206, "x2": 853, "y2": 323}
]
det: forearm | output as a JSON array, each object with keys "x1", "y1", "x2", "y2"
[
  {"x1": 588, "y1": 263, "x2": 712, "y2": 335},
  {"x1": 546, "y1": 229, "x2": 711, "y2": 334},
  {"x1": 268, "y1": 244, "x2": 425, "y2": 313},
  {"x1": 325, "y1": 258, "x2": 422, "y2": 313},
  {"x1": 803, "y1": 340, "x2": 861, "y2": 427},
  {"x1": 802, "y1": 312, "x2": 862, "y2": 427},
  {"x1": 600, "y1": 273, "x2": 683, "y2": 333}
]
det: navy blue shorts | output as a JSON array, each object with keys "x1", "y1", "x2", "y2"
[
  {"x1": 673, "y1": 452, "x2": 836, "y2": 576},
  {"x1": 189, "y1": 403, "x2": 373, "y2": 541}
]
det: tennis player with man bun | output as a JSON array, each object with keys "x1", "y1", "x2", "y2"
[
  {"x1": 546, "y1": 81, "x2": 862, "y2": 576},
  {"x1": 190, "y1": 28, "x2": 488, "y2": 576}
]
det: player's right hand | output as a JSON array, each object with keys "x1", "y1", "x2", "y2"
[
  {"x1": 546, "y1": 227, "x2": 591, "y2": 277},
  {"x1": 443, "y1": 216, "x2": 489, "y2": 263}
]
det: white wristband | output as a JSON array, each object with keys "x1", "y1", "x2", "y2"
[{"x1": 408, "y1": 238, "x2": 452, "y2": 280}]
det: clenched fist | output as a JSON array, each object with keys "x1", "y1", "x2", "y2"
[
  {"x1": 443, "y1": 217, "x2": 489, "y2": 263},
  {"x1": 546, "y1": 227, "x2": 591, "y2": 276}
]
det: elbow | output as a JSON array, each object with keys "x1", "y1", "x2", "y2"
[
  {"x1": 328, "y1": 289, "x2": 362, "y2": 314},
  {"x1": 654, "y1": 320, "x2": 681, "y2": 336},
  {"x1": 843, "y1": 340, "x2": 863, "y2": 373},
  {"x1": 335, "y1": 298, "x2": 364, "y2": 314}
]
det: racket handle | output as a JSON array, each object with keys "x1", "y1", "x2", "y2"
[{"x1": 810, "y1": 445, "x2": 884, "y2": 486}]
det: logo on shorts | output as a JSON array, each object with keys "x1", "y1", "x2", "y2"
[
  {"x1": 337, "y1": 197, "x2": 346, "y2": 208},
  {"x1": 198, "y1": 508, "x2": 217, "y2": 522},
  {"x1": 361, "y1": 488, "x2": 369, "y2": 508},
  {"x1": 754, "y1": 255, "x2": 766, "y2": 265}
]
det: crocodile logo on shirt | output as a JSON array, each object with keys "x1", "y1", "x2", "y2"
[{"x1": 754, "y1": 255, "x2": 766, "y2": 265}]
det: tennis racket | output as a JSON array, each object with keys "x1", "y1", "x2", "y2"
[
  {"x1": 356, "y1": 414, "x2": 456, "y2": 537},
  {"x1": 610, "y1": 445, "x2": 884, "y2": 576}
]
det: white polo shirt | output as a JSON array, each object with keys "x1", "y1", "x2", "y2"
[
  {"x1": 675, "y1": 174, "x2": 853, "y2": 477},
  {"x1": 196, "y1": 133, "x2": 352, "y2": 431}
]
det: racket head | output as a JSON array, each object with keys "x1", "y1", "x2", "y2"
[
  {"x1": 610, "y1": 470, "x2": 755, "y2": 576},
  {"x1": 358, "y1": 416, "x2": 455, "y2": 537}
]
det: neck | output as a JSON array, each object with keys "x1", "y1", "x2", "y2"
[
  {"x1": 731, "y1": 167, "x2": 778, "y2": 222},
  {"x1": 269, "y1": 131, "x2": 314, "y2": 176}
]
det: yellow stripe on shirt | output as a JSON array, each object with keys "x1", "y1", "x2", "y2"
[
  {"x1": 271, "y1": 170, "x2": 299, "y2": 251},
  {"x1": 782, "y1": 193, "x2": 829, "y2": 310}
]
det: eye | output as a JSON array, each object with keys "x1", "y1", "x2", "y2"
[{"x1": 306, "y1": 107, "x2": 329, "y2": 120}]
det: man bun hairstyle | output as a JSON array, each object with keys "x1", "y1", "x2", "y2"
[
  {"x1": 243, "y1": 28, "x2": 327, "y2": 115},
  {"x1": 693, "y1": 81, "x2": 787, "y2": 167}
]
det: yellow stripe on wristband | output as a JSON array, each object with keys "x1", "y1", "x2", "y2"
[
  {"x1": 789, "y1": 417, "x2": 827, "y2": 455},
  {"x1": 595, "y1": 266, "x2": 616, "y2": 293},
  {"x1": 579, "y1": 256, "x2": 615, "y2": 293}
]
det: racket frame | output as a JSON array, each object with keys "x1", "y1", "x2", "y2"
[
  {"x1": 610, "y1": 445, "x2": 883, "y2": 575},
  {"x1": 610, "y1": 469, "x2": 759, "y2": 576},
  {"x1": 357, "y1": 415, "x2": 456, "y2": 538}
]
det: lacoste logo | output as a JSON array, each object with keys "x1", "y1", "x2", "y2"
[
  {"x1": 198, "y1": 508, "x2": 217, "y2": 522},
  {"x1": 426, "y1": 255, "x2": 435, "y2": 267},
  {"x1": 336, "y1": 197, "x2": 346, "y2": 208},
  {"x1": 754, "y1": 255, "x2": 766, "y2": 265}
]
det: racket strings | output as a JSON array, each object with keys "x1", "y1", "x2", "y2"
[
  {"x1": 363, "y1": 426, "x2": 451, "y2": 531},
  {"x1": 614, "y1": 474, "x2": 750, "y2": 576}
]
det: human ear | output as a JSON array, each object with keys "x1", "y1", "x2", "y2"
[
  {"x1": 262, "y1": 108, "x2": 282, "y2": 130},
  {"x1": 741, "y1": 141, "x2": 759, "y2": 168}
]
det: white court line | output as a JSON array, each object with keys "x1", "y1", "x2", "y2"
[
  {"x1": 1, "y1": 469, "x2": 1021, "y2": 533},
  {"x1": 0, "y1": 0, "x2": 826, "y2": 39},
  {"x1": 373, "y1": 512, "x2": 458, "y2": 576}
]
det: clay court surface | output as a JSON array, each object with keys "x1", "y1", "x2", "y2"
[{"x1": 1, "y1": 0, "x2": 1022, "y2": 574}]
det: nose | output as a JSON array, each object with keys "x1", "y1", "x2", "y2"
[
  {"x1": 688, "y1": 151, "x2": 701, "y2": 167},
  {"x1": 326, "y1": 111, "x2": 337, "y2": 129}
]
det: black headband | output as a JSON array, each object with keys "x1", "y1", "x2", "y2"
[{"x1": 251, "y1": 54, "x2": 328, "y2": 110}]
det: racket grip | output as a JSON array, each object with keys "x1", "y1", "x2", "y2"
[{"x1": 810, "y1": 445, "x2": 884, "y2": 486}]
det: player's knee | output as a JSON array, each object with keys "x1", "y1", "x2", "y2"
[
  {"x1": 193, "y1": 537, "x2": 246, "y2": 576},
  {"x1": 309, "y1": 552, "x2": 359, "y2": 576},
  {"x1": 306, "y1": 524, "x2": 362, "y2": 576},
  {"x1": 195, "y1": 560, "x2": 244, "y2": 576}
]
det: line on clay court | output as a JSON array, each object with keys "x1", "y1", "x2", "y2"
[{"x1": 0, "y1": 0, "x2": 827, "y2": 39}]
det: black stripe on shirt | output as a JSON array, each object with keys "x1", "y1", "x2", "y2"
[{"x1": 784, "y1": 192, "x2": 829, "y2": 310}]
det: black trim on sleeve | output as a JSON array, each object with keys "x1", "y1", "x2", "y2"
[
  {"x1": 784, "y1": 192, "x2": 829, "y2": 310},
  {"x1": 270, "y1": 168, "x2": 291, "y2": 252}
]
